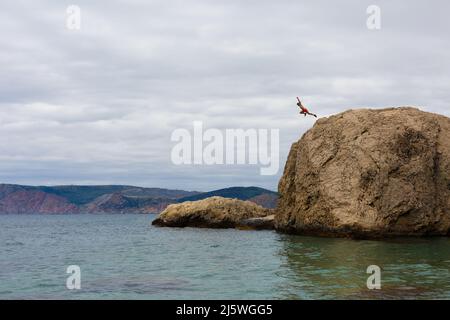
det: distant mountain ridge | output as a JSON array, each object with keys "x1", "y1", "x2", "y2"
[
  {"x1": 0, "y1": 184, "x2": 277, "y2": 214},
  {"x1": 177, "y1": 187, "x2": 278, "y2": 209}
]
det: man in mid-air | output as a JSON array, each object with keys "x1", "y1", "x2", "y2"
[{"x1": 296, "y1": 97, "x2": 317, "y2": 118}]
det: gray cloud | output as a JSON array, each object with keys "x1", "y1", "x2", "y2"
[{"x1": 1, "y1": 0, "x2": 449, "y2": 191}]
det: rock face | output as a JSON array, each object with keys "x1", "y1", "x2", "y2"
[
  {"x1": 275, "y1": 107, "x2": 450, "y2": 237},
  {"x1": 152, "y1": 196, "x2": 271, "y2": 228}
]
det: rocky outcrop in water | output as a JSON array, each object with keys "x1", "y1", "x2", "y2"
[
  {"x1": 275, "y1": 107, "x2": 450, "y2": 237},
  {"x1": 152, "y1": 196, "x2": 272, "y2": 228}
]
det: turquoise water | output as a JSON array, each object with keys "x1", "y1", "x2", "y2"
[{"x1": 0, "y1": 214, "x2": 449, "y2": 299}]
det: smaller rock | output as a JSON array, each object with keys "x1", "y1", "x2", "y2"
[
  {"x1": 237, "y1": 214, "x2": 275, "y2": 230},
  {"x1": 152, "y1": 196, "x2": 270, "y2": 228}
]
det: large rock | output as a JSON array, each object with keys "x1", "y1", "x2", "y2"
[
  {"x1": 275, "y1": 107, "x2": 450, "y2": 237},
  {"x1": 152, "y1": 196, "x2": 271, "y2": 228}
]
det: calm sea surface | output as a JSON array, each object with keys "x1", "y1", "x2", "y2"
[{"x1": 0, "y1": 214, "x2": 449, "y2": 299}]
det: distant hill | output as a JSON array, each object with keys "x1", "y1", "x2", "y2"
[
  {"x1": 0, "y1": 184, "x2": 277, "y2": 214},
  {"x1": 177, "y1": 187, "x2": 278, "y2": 208}
]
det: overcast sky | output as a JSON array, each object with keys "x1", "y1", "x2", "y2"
[{"x1": 1, "y1": 0, "x2": 449, "y2": 191}]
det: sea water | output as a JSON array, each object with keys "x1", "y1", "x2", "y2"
[{"x1": 0, "y1": 214, "x2": 449, "y2": 299}]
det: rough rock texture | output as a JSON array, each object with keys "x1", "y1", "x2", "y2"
[
  {"x1": 152, "y1": 196, "x2": 271, "y2": 228},
  {"x1": 275, "y1": 107, "x2": 450, "y2": 237}
]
